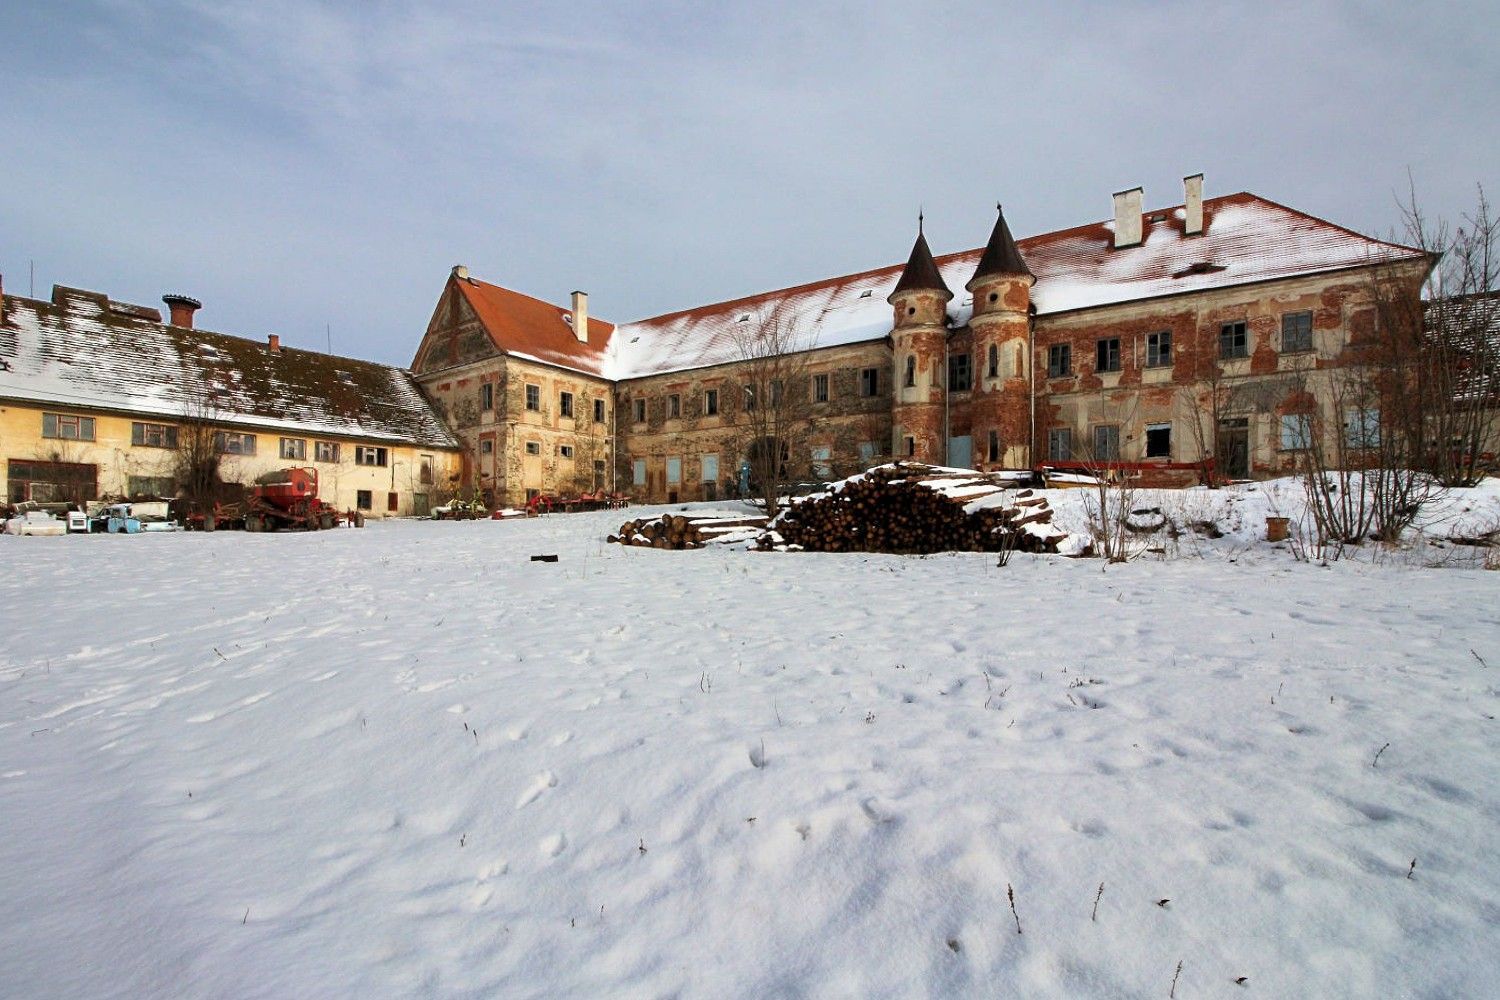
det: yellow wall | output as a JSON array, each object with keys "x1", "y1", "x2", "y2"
[{"x1": 0, "y1": 401, "x2": 461, "y2": 517}]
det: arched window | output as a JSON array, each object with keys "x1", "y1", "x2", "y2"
[
  {"x1": 904, "y1": 355, "x2": 916, "y2": 387},
  {"x1": 987, "y1": 344, "x2": 999, "y2": 379}
]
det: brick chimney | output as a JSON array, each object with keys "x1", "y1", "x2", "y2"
[
  {"x1": 162, "y1": 293, "x2": 202, "y2": 328},
  {"x1": 268, "y1": 333, "x2": 281, "y2": 353},
  {"x1": 571, "y1": 290, "x2": 589, "y2": 344},
  {"x1": 1183, "y1": 173, "x2": 1204, "y2": 236},
  {"x1": 1112, "y1": 187, "x2": 1143, "y2": 248}
]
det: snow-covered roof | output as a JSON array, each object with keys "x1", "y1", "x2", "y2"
[
  {"x1": 0, "y1": 286, "x2": 459, "y2": 449},
  {"x1": 598, "y1": 192, "x2": 1425, "y2": 380}
]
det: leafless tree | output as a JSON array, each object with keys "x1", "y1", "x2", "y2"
[
  {"x1": 1368, "y1": 180, "x2": 1499, "y2": 488},
  {"x1": 730, "y1": 301, "x2": 818, "y2": 516},
  {"x1": 173, "y1": 389, "x2": 227, "y2": 505}
]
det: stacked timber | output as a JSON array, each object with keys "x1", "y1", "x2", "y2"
[
  {"x1": 609, "y1": 512, "x2": 769, "y2": 550},
  {"x1": 756, "y1": 462, "x2": 1071, "y2": 555}
]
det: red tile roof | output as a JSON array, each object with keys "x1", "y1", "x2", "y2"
[{"x1": 453, "y1": 277, "x2": 615, "y2": 378}]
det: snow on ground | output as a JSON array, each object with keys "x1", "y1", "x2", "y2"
[{"x1": 2, "y1": 491, "x2": 1499, "y2": 998}]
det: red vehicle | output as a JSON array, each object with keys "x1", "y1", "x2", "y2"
[{"x1": 244, "y1": 467, "x2": 356, "y2": 531}]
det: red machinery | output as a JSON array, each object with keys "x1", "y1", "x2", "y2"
[{"x1": 244, "y1": 467, "x2": 355, "y2": 531}]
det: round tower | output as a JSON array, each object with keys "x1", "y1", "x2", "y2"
[
  {"x1": 965, "y1": 205, "x2": 1034, "y2": 469},
  {"x1": 888, "y1": 220, "x2": 952, "y2": 463}
]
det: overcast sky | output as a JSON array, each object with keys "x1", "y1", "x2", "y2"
[{"x1": 2, "y1": 1, "x2": 1495, "y2": 366}]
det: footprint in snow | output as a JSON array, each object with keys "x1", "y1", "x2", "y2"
[
  {"x1": 539, "y1": 833, "x2": 567, "y2": 857},
  {"x1": 517, "y1": 772, "x2": 558, "y2": 808}
]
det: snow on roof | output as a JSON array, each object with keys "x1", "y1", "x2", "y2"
[
  {"x1": 598, "y1": 193, "x2": 1425, "y2": 380},
  {"x1": 0, "y1": 286, "x2": 459, "y2": 449}
]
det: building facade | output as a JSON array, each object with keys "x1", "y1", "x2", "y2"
[
  {"x1": 0, "y1": 283, "x2": 461, "y2": 514},
  {"x1": 417, "y1": 177, "x2": 1429, "y2": 505}
]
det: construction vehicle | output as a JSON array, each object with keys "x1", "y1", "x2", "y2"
[{"x1": 243, "y1": 467, "x2": 356, "y2": 531}]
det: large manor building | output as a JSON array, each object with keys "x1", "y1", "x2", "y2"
[
  {"x1": 1, "y1": 175, "x2": 1430, "y2": 511},
  {"x1": 413, "y1": 176, "x2": 1427, "y2": 505}
]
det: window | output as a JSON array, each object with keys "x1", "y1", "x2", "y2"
[
  {"x1": 525, "y1": 441, "x2": 541, "y2": 456},
  {"x1": 593, "y1": 459, "x2": 606, "y2": 488},
  {"x1": 1282, "y1": 311, "x2": 1313, "y2": 353},
  {"x1": 314, "y1": 441, "x2": 340, "y2": 463},
  {"x1": 131, "y1": 422, "x2": 178, "y2": 449},
  {"x1": 705, "y1": 388, "x2": 719, "y2": 416},
  {"x1": 667, "y1": 457, "x2": 682, "y2": 484},
  {"x1": 127, "y1": 475, "x2": 175, "y2": 497},
  {"x1": 771, "y1": 379, "x2": 784, "y2": 406},
  {"x1": 42, "y1": 412, "x2": 96, "y2": 441},
  {"x1": 280, "y1": 437, "x2": 306, "y2": 460},
  {"x1": 904, "y1": 355, "x2": 916, "y2": 387},
  {"x1": 1220, "y1": 321, "x2": 1249, "y2": 359},
  {"x1": 387, "y1": 492, "x2": 398, "y2": 513},
  {"x1": 420, "y1": 454, "x2": 434, "y2": 485},
  {"x1": 481, "y1": 383, "x2": 494, "y2": 410},
  {"x1": 904, "y1": 436, "x2": 916, "y2": 456},
  {"x1": 987, "y1": 430, "x2": 1000, "y2": 462},
  {"x1": 559, "y1": 445, "x2": 574, "y2": 459},
  {"x1": 633, "y1": 398, "x2": 646, "y2": 423},
  {"x1": 1048, "y1": 427, "x2": 1073, "y2": 461},
  {"x1": 948, "y1": 353, "x2": 972, "y2": 392},
  {"x1": 560, "y1": 391, "x2": 574, "y2": 418},
  {"x1": 479, "y1": 439, "x2": 494, "y2": 454},
  {"x1": 1047, "y1": 344, "x2": 1072, "y2": 378},
  {"x1": 215, "y1": 431, "x2": 257, "y2": 456},
  {"x1": 356, "y1": 490, "x2": 373, "y2": 511},
  {"x1": 812, "y1": 373, "x2": 829, "y2": 403},
  {"x1": 1344, "y1": 408, "x2": 1380, "y2": 449},
  {"x1": 860, "y1": 367, "x2": 880, "y2": 397},
  {"x1": 858, "y1": 441, "x2": 877, "y2": 464},
  {"x1": 987, "y1": 344, "x2": 999, "y2": 379},
  {"x1": 1092, "y1": 425, "x2": 1120, "y2": 461},
  {"x1": 743, "y1": 385, "x2": 757, "y2": 411},
  {"x1": 668, "y1": 394, "x2": 681, "y2": 418},
  {"x1": 1145, "y1": 422, "x2": 1172, "y2": 459},
  {"x1": 355, "y1": 445, "x2": 388, "y2": 467},
  {"x1": 1280, "y1": 413, "x2": 1313, "y2": 451},
  {"x1": 1146, "y1": 331, "x2": 1172, "y2": 368},
  {"x1": 525, "y1": 384, "x2": 540, "y2": 411},
  {"x1": 702, "y1": 454, "x2": 719, "y2": 482},
  {"x1": 633, "y1": 459, "x2": 647, "y2": 485},
  {"x1": 594, "y1": 398, "x2": 606, "y2": 422},
  {"x1": 811, "y1": 446, "x2": 832, "y2": 479},
  {"x1": 1096, "y1": 337, "x2": 1121, "y2": 374}
]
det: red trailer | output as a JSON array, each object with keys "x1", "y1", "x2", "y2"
[{"x1": 243, "y1": 467, "x2": 356, "y2": 531}]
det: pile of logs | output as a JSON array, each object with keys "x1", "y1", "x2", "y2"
[
  {"x1": 758, "y1": 463, "x2": 1068, "y2": 555},
  {"x1": 609, "y1": 513, "x2": 768, "y2": 550}
]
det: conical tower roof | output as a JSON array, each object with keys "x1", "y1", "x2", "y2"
[
  {"x1": 967, "y1": 204, "x2": 1032, "y2": 289},
  {"x1": 889, "y1": 221, "x2": 952, "y2": 301}
]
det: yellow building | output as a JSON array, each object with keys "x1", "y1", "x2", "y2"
[{"x1": 1, "y1": 284, "x2": 461, "y2": 516}]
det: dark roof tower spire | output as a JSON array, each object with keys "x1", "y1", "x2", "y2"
[
  {"x1": 889, "y1": 216, "x2": 952, "y2": 301},
  {"x1": 966, "y1": 203, "x2": 1032, "y2": 290}
]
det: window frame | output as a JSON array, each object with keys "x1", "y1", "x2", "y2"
[
  {"x1": 559, "y1": 444, "x2": 574, "y2": 459},
  {"x1": 1095, "y1": 337, "x2": 1121, "y2": 374},
  {"x1": 131, "y1": 421, "x2": 178, "y2": 449},
  {"x1": 356, "y1": 489, "x2": 373, "y2": 511},
  {"x1": 1047, "y1": 426, "x2": 1073, "y2": 461},
  {"x1": 1279, "y1": 413, "x2": 1313, "y2": 451},
  {"x1": 903, "y1": 355, "x2": 916, "y2": 388},
  {"x1": 1144, "y1": 422, "x2": 1172, "y2": 459},
  {"x1": 987, "y1": 344, "x2": 999, "y2": 379},
  {"x1": 1219, "y1": 321, "x2": 1249, "y2": 360},
  {"x1": 812, "y1": 373, "x2": 829, "y2": 403},
  {"x1": 480, "y1": 382, "x2": 494, "y2": 411},
  {"x1": 860, "y1": 367, "x2": 880, "y2": 397},
  {"x1": 525, "y1": 441, "x2": 541, "y2": 456},
  {"x1": 633, "y1": 398, "x2": 646, "y2": 423},
  {"x1": 279, "y1": 437, "x2": 307, "y2": 461},
  {"x1": 1047, "y1": 343, "x2": 1072, "y2": 378},
  {"x1": 215, "y1": 431, "x2": 257, "y2": 456},
  {"x1": 1092, "y1": 424, "x2": 1121, "y2": 462},
  {"x1": 705, "y1": 388, "x2": 719, "y2": 416},
  {"x1": 525, "y1": 383, "x2": 541, "y2": 411},
  {"x1": 1281, "y1": 311, "x2": 1314, "y2": 353},
  {"x1": 314, "y1": 440, "x2": 340, "y2": 463},
  {"x1": 1145, "y1": 330, "x2": 1173, "y2": 368},
  {"x1": 559, "y1": 390, "x2": 574, "y2": 418},
  {"x1": 668, "y1": 393, "x2": 681, "y2": 419},
  {"x1": 947, "y1": 352, "x2": 972, "y2": 392},
  {"x1": 42, "y1": 412, "x2": 97, "y2": 442},
  {"x1": 593, "y1": 398, "x2": 606, "y2": 423},
  {"x1": 354, "y1": 445, "x2": 388, "y2": 467}
]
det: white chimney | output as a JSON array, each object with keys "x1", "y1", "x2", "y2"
[
  {"x1": 1112, "y1": 187, "x2": 1144, "y2": 248},
  {"x1": 571, "y1": 290, "x2": 588, "y2": 343},
  {"x1": 1183, "y1": 173, "x2": 1204, "y2": 236}
]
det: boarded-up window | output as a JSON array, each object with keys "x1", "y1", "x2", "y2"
[
  {"x1": 633, "y1": 459, "x2": 647, "y2": 485},
  {"x1": 666, "y1": 457, "x2": 682, "y2": 484},
  {"x1": 388, "y1": 492, "x2": 398, "y2": 512},
  {"x1": 701, "y1": 454, "x2": 719, "y2": 482},
  {"x1": 811, "y1": 446, "x2": 832, "y2": 479}
]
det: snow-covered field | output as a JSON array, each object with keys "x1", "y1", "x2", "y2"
[{"x1": 2, "y1": 491, "x2": 1498, "y2": 999}]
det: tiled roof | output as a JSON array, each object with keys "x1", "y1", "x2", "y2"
[
  {"x1": 967, "y1": 205, "x2": 1032, "y2": 285},
  {"x1": 604, "y1": 193, "x2": 1426, "y2": 379},
  {"x1": 0, "y1": 286, "x2": 458, "y2": 449},
  {"x1": 453, "y1": 277, "x2": 615, "y2": 378}
]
